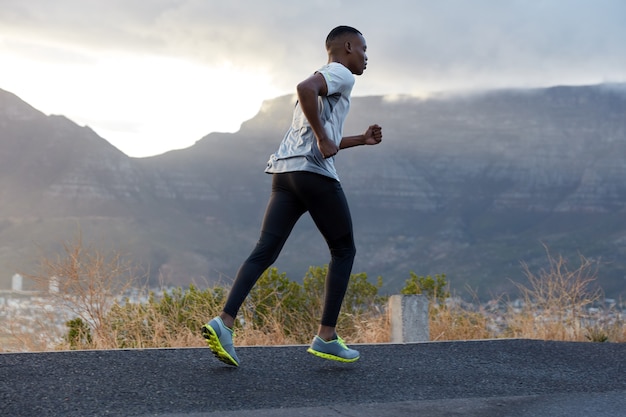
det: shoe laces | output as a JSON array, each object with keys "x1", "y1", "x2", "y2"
[{"x1": 336, "y1": 336, "x2": 349, "y2": 350}]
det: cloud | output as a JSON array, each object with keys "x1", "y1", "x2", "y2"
[{"x1": 3, "y1": 0, "x2": 625, "y2": 92}]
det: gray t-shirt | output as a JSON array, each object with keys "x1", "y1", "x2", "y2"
[{"x1": 265, "y1": 62, "x2": 355, "y2": 181}]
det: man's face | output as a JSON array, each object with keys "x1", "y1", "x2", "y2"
[{"x1": 347, "y1": 34, "x2": 368, "y2": 75}]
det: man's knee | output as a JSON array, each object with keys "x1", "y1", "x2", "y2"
[
  {"x1": 329, "y1": 234, "x2": 356, "y2": 260},
  {"x1": 247, "y1": 232, "x2": 284, "y2": 266}
]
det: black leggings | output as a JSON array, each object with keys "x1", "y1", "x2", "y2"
[{"x1": 223, "y1": 171, "x2": 356, "y2": 327}]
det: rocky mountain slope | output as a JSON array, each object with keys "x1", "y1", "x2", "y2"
[{"x1": 1, "y1": 85, "x2": 625, "y2": 299}]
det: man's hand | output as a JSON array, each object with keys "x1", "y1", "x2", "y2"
[
  {"x1": 338, "y1": 124, "x2": 383, "y2": 150},
  {"x1": 317, "y1": 136, "x2": 340, "y2": 158},
  {"x1": 363, "y1": 124, "x2": 383, "y2": 145}
]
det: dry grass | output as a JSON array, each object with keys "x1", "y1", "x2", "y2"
[
  {"x1": 14, "y1": 233, "x2": 143, "y2": 350},
  {"x1": 505, "y1": 247, "x2": 607, "y2": 342},
  {"x1": 428, "y1": 246, "x2": 625, "y2": 343},
  {"x1": 2, "y1": 240, "x2": 623, "y2": 352},
  {"x1": 429, "y1": 303, "x2": 493, "y2": 342}
]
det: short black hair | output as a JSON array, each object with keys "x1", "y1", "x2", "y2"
[{"x1": 325, "y1": 26, "x2": 362, "y2": 50}]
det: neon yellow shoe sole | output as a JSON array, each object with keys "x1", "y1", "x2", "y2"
[
  {"x1": 307, "y1": 347, "x2": 360, "y2": 363},
  {"x1": 307, "y1": 335, "x2": 360, "y2": 363},
  {"x1": 202, "y1": 319, "x2": 239, "y2": 367}
]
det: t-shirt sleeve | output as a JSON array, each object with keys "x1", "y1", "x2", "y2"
[{"x1": 318, "y1": 63, "x2": 354, "y2": 96}]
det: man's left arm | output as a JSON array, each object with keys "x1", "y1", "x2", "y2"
[{"x1": 339, "y1": 124, "x2": 383, "y2": 149}]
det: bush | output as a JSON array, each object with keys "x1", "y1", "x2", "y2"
[
  {"x1": 102, "y1": 265, "x2": 388, "y2": 348},
  {"x1": 65, "y1": 318, "x2": 92, "y2": 349},
  {"x1": 400, "y1": 272, "x2": 450, "y2": 303},
  {"x1": 17, "y1": 236, "x2": 623, "y2": 351},
  {"x1": 107, "y1": 285, "x2": 227, "y2": 348},
  {"x1": 507, "y1": 246, "x2": 605, "y2": 341},
  {"x1": 26, "y1": 233, "x2": 139, "y2": 349}
]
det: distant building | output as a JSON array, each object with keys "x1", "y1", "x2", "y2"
[
  {"x1": 49, "y1": 276, "x2": 59, "y2": 294},
  {"x1": 12, "y1": 274, "x2": 23, "y2": 292}
]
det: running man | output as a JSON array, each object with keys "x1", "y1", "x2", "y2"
[{"x1": 203, "y1": 25, "x2": 383, "y2": 366}]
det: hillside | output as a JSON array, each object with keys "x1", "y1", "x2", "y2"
[{"x1": 1, "y1": 85, "x2": 625, "y2": 299}]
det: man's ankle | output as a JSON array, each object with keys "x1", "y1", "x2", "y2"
[
  {"x1": 219, "y1": 312, "x2": 235, "y2": 329},
  {"x1": 317, "y1": 325, "x2": 337, "y2": 341}
]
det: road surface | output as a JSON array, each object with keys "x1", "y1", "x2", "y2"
[{"x1": 1, "y1": 339, "x2": 625, "y2": 416}]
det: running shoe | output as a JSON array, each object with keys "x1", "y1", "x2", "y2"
[
  {"x1": 202, "y1": 317, "x2": 240, "y2": 366},
  {"x1": 307, "y1": 335, "x2": 360, "y2": 363}
]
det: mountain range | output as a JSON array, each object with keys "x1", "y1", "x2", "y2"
[{"x1": 1, "y1": 84, "x2": 625, "y2": 300}]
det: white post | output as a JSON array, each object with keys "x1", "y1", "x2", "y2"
[{"x1": 389, "y1": 294, "x2": 429, "y2": 343}]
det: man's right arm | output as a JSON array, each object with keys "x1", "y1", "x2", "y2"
[{"x1": 296, "y1": 73, "x2": 339, "y2": 158}]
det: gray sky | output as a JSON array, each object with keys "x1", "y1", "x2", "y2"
[{"x1": 1, "y1": 0, "x2": 625, "y2": 156}]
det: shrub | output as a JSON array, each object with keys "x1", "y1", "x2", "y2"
[
  {"x1": 16, "y1": 235, "x2": 623, "y2": 351},
  {"x1": 400, "y1": 272, "x2": 450, "y2": 303},
  {"x1": 507, "y1": 246, "x2": 604, "y2": 341},
  {"x1": 101, "y1": 265, "x2": 388, "y2": 348},
  {"x1": 25, "y1": 233, "x2": 140, "y2": 349},
  {"x1": 65, "y1": 317, "x2": 92, "y2": 349},
  {"x1": 107, "y1": 285, "x2": 227, "y2": 348}
]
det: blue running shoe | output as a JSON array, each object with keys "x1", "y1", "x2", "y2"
[
  {"x1": 307, "y1": 335, "x2": 360, "y2": 363},
  {"x1": 202, "y1": 317, "x2": 240, "y2": 366}
]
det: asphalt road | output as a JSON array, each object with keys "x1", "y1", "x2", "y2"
[{"x1": 1, "y1": 339, "x2": 625, "y2": 417}]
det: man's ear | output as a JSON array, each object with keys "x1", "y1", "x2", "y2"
[{"x1": 344, "y1": 41, "x2": 352, "y2": 53}]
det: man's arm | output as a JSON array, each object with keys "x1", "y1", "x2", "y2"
[
  {"x1": 296, "y1": 72, "x2": 340, "y2": 158},
  {"x1": 339, "y1": 124, "x2": 383, "y2": 149}
]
